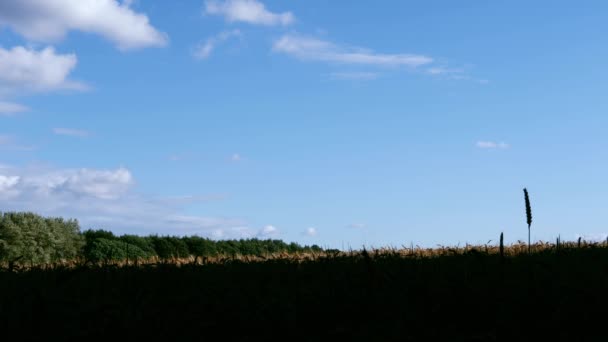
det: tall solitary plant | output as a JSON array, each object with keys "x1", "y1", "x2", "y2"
[
  {"x1": 523, "y1": 188, "x2": 533, "y2": 254},
  {"x1": 499, "y1": 232, "x2": 504, "y2": 259}
]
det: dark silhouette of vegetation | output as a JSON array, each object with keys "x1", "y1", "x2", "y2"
[
  {"x1": 3, "y1": 209, "x2": 607, "y2": 340},
  {"x1": 524, "y1": 188, "x2": 533, "y2": 254},
  {"x1": 499, "y1": 232, "x2": 504, "y2": 259},
  {"x1": 1, "y1": 244, "x2": 607, "y2": 340}
]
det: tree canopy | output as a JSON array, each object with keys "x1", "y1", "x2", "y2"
[{"x1": 0, "y1": 211, "x2": 323, "y2": 267}]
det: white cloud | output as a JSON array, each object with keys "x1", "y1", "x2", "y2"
[
  {"x1": 231, "y1": 153, "x2": 242, "y2": 162},
  {"x1": 273, "y1": 34, "x2": 433, "y2": 68},
  {"x1": 0, "y1": 46, "x2": 84, "y2": 95},
  {"x1": 0, "y1": 166, "x2": 132, "y2": 200},
  {"x1": 193, "y1": 29, "x2": 241, "y2": 60},
  {"x1": 0, "y1": 101, "x2": 29, "y2": 115},
  {"x1": 329, "y1": 72, "x2": 379, "y2": 81},
  {"x1": 0, "y1": 0, "x2": 168, "y2": 50},
  {"x1": 348, "y1": 223, "x2": 366, "y2": 229},
  {"x1": 476, "y1": 141, "x2": 509, "y2": 149},
  {"x1": 53, "y1": 127, "x2": 90, "y2": 137},
  {"x1": 205, "y1": 0, "x2": 294, "y2": 26},
  {"x1": 0, "y1": 164, "x2": 250, "y2": 237},
  {"x1": 258, "y1": 225, "x2": 278, "y2": 237},
  {"x1": 303, "y1": 227, "x2": 317, "y2": 237},
  {"x1": 16, "y1": 167, "x2": 133, "y2": 200},
  {"x1": 0, "y1": 175, "x2": 20, "y2": 193},
  {"x1": 60, "y1": 168, "x2": 133, "y2": 199}
]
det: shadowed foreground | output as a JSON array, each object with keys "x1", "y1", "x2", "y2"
[{"x1": 1, "y1": 247, "x2": 607, "y2": 341}]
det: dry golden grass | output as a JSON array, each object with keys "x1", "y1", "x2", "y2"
[{"x1": 4, "y1": 239, "x2": 606, "y2": 271}]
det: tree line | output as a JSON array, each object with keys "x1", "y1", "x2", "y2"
[{"x1": 0, "y1": 212, "x2": 322, "y2": 266}]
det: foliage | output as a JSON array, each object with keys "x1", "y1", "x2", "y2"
[
  {"x1": 0, "y1": 212, "x2": 84, "y2": 265},
  {"x1": 86, "y1": 238, "x2": 149, "y2": 264},
  {"x1": 183, "y1": 236, "x2": 217, "y2": 257},
  {"x1": 0, "y1": 212, "x2": 323, "y2": 267},
  {"x1": 118, "y1": 235, "x2": 156, "y2": 258},
  {"x1": 87, "y1": 238, "x2": 127, "y2": 263}
]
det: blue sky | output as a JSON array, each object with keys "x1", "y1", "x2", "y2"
[{"x1": 1, "y1": 0, "x2": 608, "y2": 249}]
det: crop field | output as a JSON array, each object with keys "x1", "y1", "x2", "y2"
[
  {"x1": 2, "y1": 241, "x2": 608, "y2": 341},
  {"x1": 2, "y1": 212, "x2": 607, "y2": 340}
]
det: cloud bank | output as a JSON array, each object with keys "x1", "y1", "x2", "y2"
[{"x1": 0, "y1": 164, "x2": 252, "y2": 237}]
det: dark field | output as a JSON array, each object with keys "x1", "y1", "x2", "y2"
[{"x1": 2, "y1": 246, "x2": 608, "y2": 341}]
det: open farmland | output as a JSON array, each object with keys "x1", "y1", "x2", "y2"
[{"x1": 1, "y1": 241, "x2": 608, "y2": 341}]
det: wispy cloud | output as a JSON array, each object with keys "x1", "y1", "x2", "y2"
[
  {"x1": 329, "y1": 71, "x2": 379, "y2": 81},
  {"x1": 476, "y1": 141, "x2": 509, "y2": 149},
  {"x1": 53, "y1": 127, "x2": 90, "y2": 137},
  {"x1": 347, "y1": 223, "x2": 366, "y2": 229},
  {"x1": 193, "y1": 29, "x2": 241, "y2": 60},
  {"x1": 230, "y1": 153, "x2": 242, "y2": 162},
  {"x1": 205, "y1": 0, "x2": 294, "y2": 26},
  {"x1": 427, "y1": 66, "x2": 488, "y2": 84},
  {"x1": 0, "y1": 101, "x2": 28, "y2": 115},
  {"x1": 427, "y1": 66, "x2": 464, "y2": 76},
  {"x1": 273, "y1": 34, "x2": 433, "y2": 68},
  {"x1": 167, "y1": 152, "x2": 200, "y2": 162},
  {"x1": 0, "y1": 134, "x2": 35, "y2": 151},
  {"x1": 0, "y1": 0, "x2": 168, "y2": 50}
]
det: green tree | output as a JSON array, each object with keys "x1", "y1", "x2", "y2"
[
  {"x1": 119, "y1": 235, "x2": 156, "y2": 258},
  {"x1": 87, "y1": 238, "x2": 127, "y2": 264},
  {"x1": 0, "y1": 213, "x2": 25, "y2": 265}
]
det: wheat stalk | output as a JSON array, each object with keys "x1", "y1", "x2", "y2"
[
  {"x1": 523, "y1": 188, "x2": 533, "y2": 254},
  {"x1": 499, "y1": 232, "x2": 504, "y2": 259}
]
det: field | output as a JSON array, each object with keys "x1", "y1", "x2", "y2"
[{"x1": 1, "y1": 242, "x2": 607, "y2": 341}]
